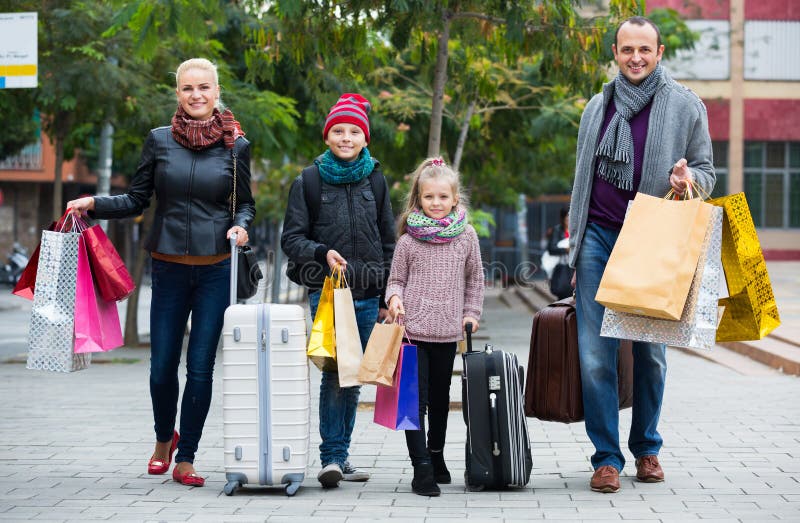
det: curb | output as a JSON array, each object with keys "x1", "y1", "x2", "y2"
[{"x1": 719, "y1": 340, "x2": 800, "y2": 376}]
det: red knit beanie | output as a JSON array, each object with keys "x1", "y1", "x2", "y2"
[{"x1": 323, "y1": 93, "x2": 371, "y2": 143}]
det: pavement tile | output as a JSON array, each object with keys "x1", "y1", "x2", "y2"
[{"x1": 2, "y1": 288, "x2": 800, "y2": 521}]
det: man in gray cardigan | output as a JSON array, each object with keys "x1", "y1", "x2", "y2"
[{"x1": 567, "y1": 16, "x2": 715, "y2": 494}]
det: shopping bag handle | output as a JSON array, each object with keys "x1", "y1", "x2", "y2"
[
  {"x1": 664, "y1": 182, "x2": 694, "y2": 201},
  {"x1": 665, "y1": 178, "x2": 712, "y2": 201},
  {"x1": 331, "y1": 264, "x2": 349, "y2": 289},
  {"x1": 688, "y1": 179, "x2": 711, "y2": 200},
  {"x1": 56, "y1": 210, "x2": 89, "y2": 233}
]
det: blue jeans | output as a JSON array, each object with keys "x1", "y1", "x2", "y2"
[
  {"x1": 309, "y1": 290, "x2": 379, "y2": 468},
  {"x1": 575, "y1": 223, "x2": 667, "y2": 472},
  {"x1": 150, "y1": 257, "x2": 230, "y2": 464}
]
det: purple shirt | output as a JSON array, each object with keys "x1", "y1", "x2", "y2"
[{"x1": 588, "y1": 100, "x2": 653, "y2": 230}]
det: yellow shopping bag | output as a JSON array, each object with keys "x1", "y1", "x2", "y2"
[
  {"x1": 708, "y1": 193, "x2": 780, "y2": 341},
  {"x1": 307, "y1": 272, "x2": 337, "y2": 372}
]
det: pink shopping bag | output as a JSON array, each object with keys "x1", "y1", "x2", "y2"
[
  {"x1": 73, "y1": 235, "x2": 123, "y2": 353},
  {"x1": 373, "y1": 343, "x2": 420, "y2": 430}
]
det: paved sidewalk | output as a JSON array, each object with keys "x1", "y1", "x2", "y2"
[{"x1": 1, "y1": 288, "x2": 799, "y2": 522}]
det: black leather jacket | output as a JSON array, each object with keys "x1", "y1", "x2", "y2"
[
  {"x1": 92, "y1": 126, "x2": 255, "y2": 255},
  {"x1": 281, "y1": 163, "x2": 395, "y2": 301}
]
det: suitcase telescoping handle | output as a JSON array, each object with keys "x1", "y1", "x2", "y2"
[
  {"x1": 229, "y1": 233, "x2": 239, "y2": 307},
  {"x1": 465, "y1": 322, "x2": 474, "y2": 353}
]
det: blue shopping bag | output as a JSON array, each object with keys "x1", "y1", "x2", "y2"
[{"x1": 373, "y1": 343, "x2": 420, "y2": 430}]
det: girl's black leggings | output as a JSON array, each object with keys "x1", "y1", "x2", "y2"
[{"x1": 404, "y1": 340, "x2": 458, "y2": 466}]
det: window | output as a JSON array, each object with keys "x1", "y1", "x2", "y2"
[
  {"x1": 664, "y1": 20, "x2": 730, "y2": 81},
  {"x1": 744, "y1": 21, "x2": 800, "y2": 81},
  {"x1": 742, "y1": 142, "x2": 800, "y2": 228},
  {"x1": 710, "y1": 141, "x2": 728, "y2": 199}
]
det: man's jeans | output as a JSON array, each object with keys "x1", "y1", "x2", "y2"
[
  {"x1": 309, "y1": 290, "x2": 379, "y2": 468},
  {"x1": 575, "y1": 222, "x2": 667, "y2": 472},
  {"x1": 150, "y1": 257, "x2": 230, "y2": 464}
]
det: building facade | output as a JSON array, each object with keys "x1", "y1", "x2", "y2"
[{"x1": 652, "y1": 0, "x2": 800, "y2": 257}]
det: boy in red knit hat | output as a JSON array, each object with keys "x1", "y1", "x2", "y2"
[{"x1": 281, "y1": 93, "x2": 395, "y2": 488}]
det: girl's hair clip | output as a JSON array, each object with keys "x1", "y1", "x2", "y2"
[{"x1": 431, "y1": 158, "x2": 446, "y2": 167}]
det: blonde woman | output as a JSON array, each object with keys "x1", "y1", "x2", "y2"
[{"x1": 68, "y1": 58, "x2": 254, "y2": 487}]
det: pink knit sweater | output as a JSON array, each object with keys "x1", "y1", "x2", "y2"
[{"x1": 385, "y1": 225, "x2": 484, "y2": 343}]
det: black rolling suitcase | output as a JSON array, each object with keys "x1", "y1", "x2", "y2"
[{"x1": 462, "y1": 324, "x2": 532, "y2": 490}]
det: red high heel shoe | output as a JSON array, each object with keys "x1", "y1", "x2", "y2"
[
  {"x1": 147, "y1": 431, "x2": 179, "y2": 475},
  {"x1": 172, "y1": 465, "x2": 205, "y2": 487}
]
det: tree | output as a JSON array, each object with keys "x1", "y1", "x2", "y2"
[
  {"x1": 0, "y1": 1, "x2": 146, "y2": 220},
  {"x1": 396, "y1": 3, "x2": 695, "y2": 205},
  {"x1": 0, "y1": 90, "x2": 38, "y2": 160},
  {"x1": 103, "y1": 0, "x2": 301, "y2": 335}
]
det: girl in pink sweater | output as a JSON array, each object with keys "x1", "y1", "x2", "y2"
[{"x1": 386, "y1": 157, "x2": 484, "y2": 496}]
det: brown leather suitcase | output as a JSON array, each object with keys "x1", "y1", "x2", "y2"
[{"x1": 524, "y1": 297, "x2": 633, "y2": 423}]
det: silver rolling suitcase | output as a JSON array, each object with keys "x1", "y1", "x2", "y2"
[{"x1": 222, "y1": 235, "x2": 310, "y2": 496}]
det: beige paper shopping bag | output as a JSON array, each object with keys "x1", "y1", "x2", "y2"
[
  {"x1": 358, "y1": 322, "x2": 405, "y2": 386},
  {"x1": 595, "y1": 192, "x2": 714, "y2": 320},
  {"x1": 332, "y1": 267, "x2": 364, "y2": 387}
]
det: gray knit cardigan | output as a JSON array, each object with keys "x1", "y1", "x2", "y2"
[{"x1": 567, "y1": 69, "x2": 716, "y2": 268}]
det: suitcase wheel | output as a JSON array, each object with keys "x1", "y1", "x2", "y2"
[
  {"x1": 464, "y1": 471, "x2": 485, "y2": 492},
  {"x1": 285, "y1": 481, "x2": 301, "y2": 496},
  {"x1": 223, "y1": 480, "x2": 240, "y2": 496}
]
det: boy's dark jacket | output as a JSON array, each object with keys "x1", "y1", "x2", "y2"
[{"x1": 281, "y1": 160, "x2": 395, "y2": 302}]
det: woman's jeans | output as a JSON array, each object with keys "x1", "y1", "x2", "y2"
[
  {"x1": 150, "y1": 257, "x2": 230, "y2": 464},
  {"x1": 309, "y1": 290, "x2": 379, "y2": 468},
  {"x1": 575, "y1": 223, "x2": 667, "y2": 472},
  {"x1": 404, "y1": 340, "x2": 457, "y2": 466}
]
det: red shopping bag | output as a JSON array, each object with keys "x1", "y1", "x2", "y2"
[
  {"x1": 12, "y1": 243, "x2": 40, "y2": 300},
  {"x1": 81, "y1": 224, "x2": 135, "y2": 301},
  {"x1": 73, "y1": 235, "x2": 123, "y2": 353}
]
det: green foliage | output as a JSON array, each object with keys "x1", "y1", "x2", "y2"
[
  {"x1": 104, "y1": 0, "x2": 225, "y2": 60},
  {"x1": 470, "y1": 208, "x2": 496, "y2": 238},
  {"x1": 648, "y1": 8, "x2": 699, "y2": 58},
  {"x1": 0, "y1": 0, "x2": 701, "y2": 227},
  {"x1": 253, "y1": 161, "x2": 303, "y2": 224},
  {"x1": 0, "y1": 90, "x2": 38, "y2": 158}
]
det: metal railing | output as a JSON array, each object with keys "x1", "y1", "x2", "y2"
[{"x1": 0, "y1": 142, "x2": 43, "y2": 170}]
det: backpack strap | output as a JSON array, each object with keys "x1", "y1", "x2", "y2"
[
  {"x1": 300, "y1": 165, "x2": 322, "y2": 224},
  {"x1": 300, "y1": 163, "x2": 385, "y2": 225}
]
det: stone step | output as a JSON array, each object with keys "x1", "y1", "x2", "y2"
[
  {"x1": 670, "y1": 344, "x2": 781, "y2": 376},
  {"x1": 513, "y1": 283, "x2": 553, "y2": 313},
  {"x1": 719, "y1": 335, "x2": 800, "y2": 375}
]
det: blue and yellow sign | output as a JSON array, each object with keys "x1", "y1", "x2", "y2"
[{"x1": 0, "y1": 12, "x2": 38, "y2": 89}]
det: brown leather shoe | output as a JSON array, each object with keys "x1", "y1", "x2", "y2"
[
  {"x1": 635, "y1": 455, "x2": 664, "y2": 483},
  {"x1": 590, "y1": 465, "x2": 620, "y2": 493}
]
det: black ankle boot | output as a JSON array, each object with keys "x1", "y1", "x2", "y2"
[
  {"x1": 412, "y1": 463, "x2": 441, "y2": 496},
  {"x1": 429, "y1": 449, "x2": 451, "y2": 484}
]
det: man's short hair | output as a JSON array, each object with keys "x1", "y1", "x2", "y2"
[{"x1": 615, "y1": 16, "x2": 662, "y2": 48}]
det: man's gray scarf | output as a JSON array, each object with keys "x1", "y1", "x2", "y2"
[{"x1": 596, "y1": 64, "x2": 663, "y2": 191}]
